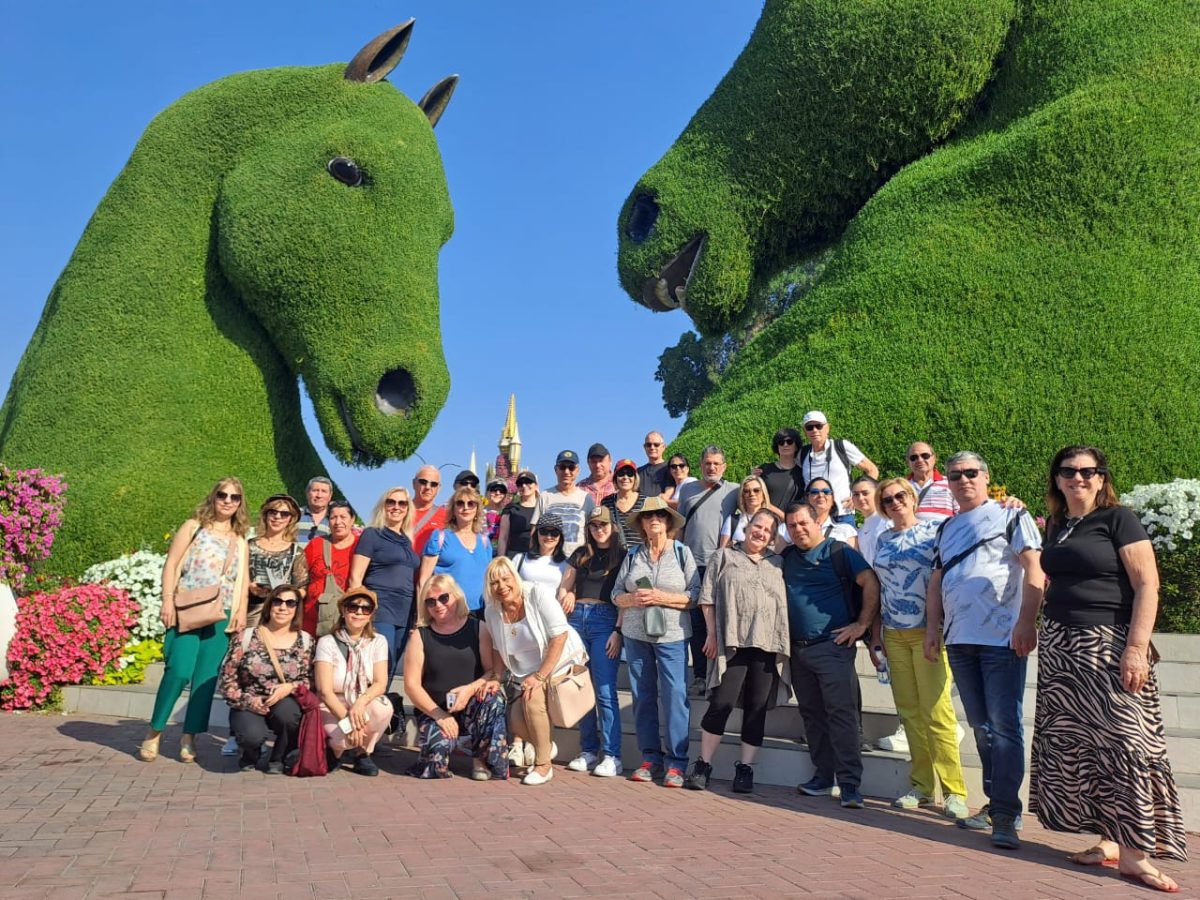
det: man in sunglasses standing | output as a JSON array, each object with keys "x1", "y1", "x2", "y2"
[
  {"x1": 924, "y1": 451, "x2": 1043, "y2": 851},
  {"x1": 906, "y1": 443, "x2": 958, "y2": 523},
  {"x1": 637, "y1": 431, "x2": 674, "y2": 500},
  {"x1": 535, "y1": 450, "x2": 595, "y2": 557},
  {"x1": 411, "y1": 466, "x2": 448, "y2": 556},
  {"x1": 799, "y1": 411, "x2": 878, "y2": 525}
]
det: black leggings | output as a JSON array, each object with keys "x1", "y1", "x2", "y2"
[
  {"x1": 229, "y1": 696, "x2": 303, "y2": 763},
  {"x1": 700, "y1": 647, "x2": 778, "y2": 747}
]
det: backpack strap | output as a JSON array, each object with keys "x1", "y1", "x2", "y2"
[
  {"x1": 833, "y1": 439, "x2": 851, "y2": 474},
  {"x1": 240, "y1": 627, "x2": 255, "y2": 653},
  {"x1": 673, "y1": 540, "x2": 687, "y2": 572},
  {"x1": 937, "y1": 509, "x2": 1027, "y2": 577}
]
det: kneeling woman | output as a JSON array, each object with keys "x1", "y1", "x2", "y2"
[
  {"x1": 483, "y1": 557, "x2": 587, "y2": 785},
  {"x1": 404, "y1": 574, "x2": 509, "y2": 780},
  {"x1": 314, "y1": 589, "x2": 394, "y2": 776},
  {"x1": 218, "y1": 584, "x2": 313, "y2": 773}
]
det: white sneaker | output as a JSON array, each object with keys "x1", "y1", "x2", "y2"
[
  {"x1": 522, "y1": 766, "x2": 555, "y2": 786},
  {"x1": 567, "y1": 751, "x2": 599, "y2": 772},
  {"x1": 507, "y1": 739, "x2": 526, "y2": 770},
  {"x1": 221, "y1": 736, "x2": 239, "y2": 757},
  {"x1": 592, "y1": 756, "x2": 622, "y2": 777},
  {"x1": 956, "y1": 723, "x2": 966, "y2": 744},
  {"x1": 524, "y1": 741, "x2": 558, "y2": 767},
  {"x1": 876, "y1": 724, "x2": 908, "y2": 754}
]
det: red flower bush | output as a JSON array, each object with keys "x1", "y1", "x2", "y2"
[{"x1": 1, "y1": 584, "x2": 137, "y2": 710}]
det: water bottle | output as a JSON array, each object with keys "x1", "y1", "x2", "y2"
[{"x1": 874, "y1": 646, "x2": 890, "y2": 685}]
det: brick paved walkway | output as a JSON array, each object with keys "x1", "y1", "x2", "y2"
[{"x1": 0, "y1": 714, "x2": 1193, "y2": 898}]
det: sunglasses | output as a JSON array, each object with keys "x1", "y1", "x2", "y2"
[
  {"x1": 880, "y1": 492, "x2": 909, "y2": 507},
  {"x1": 644, "y1": 441, "x2": 663, "y2": 448},
  {"x1": 265, "y1": 508, "x2": 292, "y2": 519},
  {"x1": 424, "y1": 592, "x2": 453, "y2": 608},
  {"x1": 384, "y1": 498, "x2": 409, "y2": 508},
  {"x1": 616, "y1": 469, "x2": 637, "y2": 478},
  {"x1": 416, "y1": 478, "x2": 440, "y2": 488},
  {"x1": 455, "y1": 500, "x2": 478, "y2": 509},
  {"x1": 807, "y1": 487, "x2": 834, "y2": 496},
  {"x1": 271, "y1": 597, "x2": 299, "y2": 608},
  {"x1": 539, "y1": 528, "x2": 562, "y2": 539},
  {"x1": 458, "y1": 479, "x2": 480, "y2": 489},
  {"x1": 516, "y1": 478, "x2": 536, "y2": 487},
  {"x1": 216, "y1": 490, "x2": 242, "y2": 502},
  {"x1": 645, "y1": 510, "x2": 672, "y2": 520},
  {"x1": 556, "y1": 463, "x2": 578, "y2": 471},
  {"x1": 345, "y1": 603, "x2": 374, "y2": 614},
  {"x1": 743, "y1": 487, "x2": 763, "y2": 494},
  {"x1": 778, "y1": 437, "x2": 796, "y2": 446},
  {"x1": 668, "y1": 463, "x2": 688, "y2": 470},
  {"x1": 488, "y1": 486, "x2": 508, "y2": 493},
  {"x1": 588, "y1": 520, "x2": 611, "y2": 528},
  {"x1": 908, "y1": 452, "x2": 933, "y2": 462},
  {"x1": 946, "y1": 469, "x2": 982, "y2": 481},
  {"x1": 804, "y1": 422, "x2": 824, "y2": 431},
  {"x1": 1056, "y1": 466, "x2": 1106, "y2": 480}
]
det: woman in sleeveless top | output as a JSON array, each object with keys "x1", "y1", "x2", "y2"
[
  {"x1": 498, "y1": 470, "x2": 539, "y2": 558},
  {"x1": 140, "y1": 477, "x2": 249, "y2": 763},
  {"x1": 246, "y1": 493, "x2": 307, "y2": 627},
  {"x1": 404, "y1": 574, "x2": 508, "y2": 779}
]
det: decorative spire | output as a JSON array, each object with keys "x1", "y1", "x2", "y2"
[
  {"x1": 499, "y1": 393, "x2": 522, "y2": 473},
  {"x1": 469, "y1": 446, "x2": 477, "y2": 477}
]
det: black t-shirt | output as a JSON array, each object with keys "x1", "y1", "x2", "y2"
[
  {"x1": 502, "y1": 502, "x2": 536, "y2": 558},
  {"x1": 1042, "y1": 506, "x2": 1150, "y2": 626},
  {"x1": 418, "y1": 618, "x2": 484, "y2": 710},
  {"x1": 568, "y1": 545, "x2": 620, "y2": 605},
  {"x1": 637, "y1": 461, "x2": 673, "y2": 498},
  {"x1": 757, "y1": 461, "x2": 804, "y2": 511}
]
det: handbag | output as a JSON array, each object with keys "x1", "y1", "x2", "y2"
[
  {"x1": 316, "y1": 538, "x2": 346, "y2": 637},
  {"x1": 174, "y1": 530, "x2": 237, "y2": 633},
  {"x1": 258, "y1": 628, "x2": 326, "y2": 777},
  {"x1": 547, "y1": 663, "x2": 596, "y2": 728}
]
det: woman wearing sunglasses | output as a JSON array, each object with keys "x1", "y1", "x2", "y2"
[
  {"x1": 497, "y1": 470, "x2": 539, "y2": 559},
  {"x1": 314, "y1": 588, "x2": 394, "y2": 775},
  {"x1": 419, "y1": 486, "x2": 494, "y2": 616},
  {"x1": 349, "y1": 487, "x2": 420, "y2": 684},
  {"x1": 218, "y1": 584, "x2": 313, "y2": 773},
  {"x1": 804, "y1": 477, "x2": 858, "y2": 547},
  {"x1": 140, "y1": 477, "x2": 250, "y2": 763},
  {"x1": 514, "y1": 516, "x2": 569, "y2": 594},
  {"x1": 602, "y1": 458, "x2": 646, "y2": 547},
  {"x1": 665, "y1": 453, "x2": 696, "y2": 510},
  {"x1": 719, "y1": 474, "x2": 785, "y2": 550},
  {"x1": 404, "y1": 574, "x2": 508, "y2": 780},
  {"x1": 871, "y1": 477, "x2": 968, "y2": 818},
  {"x1": 755, "y1": 427, "x2": 806, "y2": 511},
  {"x1": 246, "y1": 494, "x2": 307, "y2": 628}
]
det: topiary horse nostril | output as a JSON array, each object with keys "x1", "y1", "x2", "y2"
[
  {"x1": 375, "y1": 368, "x2": 415, "y2": 415},
  {"x1": 626, "y1": 194, "x2": 660, "y2": 244}
]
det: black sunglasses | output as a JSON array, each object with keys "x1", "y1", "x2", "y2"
[
  {"x1": 668, "y1": 463, "x2": 688, "y2": 470},
  {"x1": 264, "y1": 508, "x2": 292, "y2": 519},
  {"x1": 345, "y1": 603, "x2": 374, "y2": 614},
  {"x1": 908, "y1": 452, "x2": 932, "y2": 462},
  {"x1": 425, "y1": 592, "x2": 453, "y2": 607},
  {"x1": 271, "y1": 597, "x2": 299, "y2": 608},
  {"x1": 416, "y1": 478, "x2": 440, "y2": 488},
  {"x1": 804, "y1": 422, "x2": 824, "y2": 431},
  {"x1": 556, "y1": 463, "x2": 578, "y2": 471},
  {"x1": 458, "y1": 479, "x2": 480, "y2": 489},
  {"x1": 615, "y1": 469, "x2": 637, "y2": 478},
  {"x1": 515, "y1": 477, "x2": 536, "y2": 487},
  {"x1": 778, "y1": 437, "x2": 796, "y2": 446},
  {"x1": 216, "y1": 490, "x2": 242, "y2": 502},
  {"x1": 946, "y1": 469, "x2": 982, "y2": 481},
  {"x1": 384, "y1": 498, "x2": 409, "y2": 508},
  {"x1": 1056, "y1": 465, "x2": 1106, "y2": 480},
  {"x1": 539, "y1": 528, "x2": 562, "y2": 539},
  {"x1": 880, "y1": 492, "x2": 909, "y2": 507}
]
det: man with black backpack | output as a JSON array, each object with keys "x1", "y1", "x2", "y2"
[
  {"x1": 782, "y1": 503, "x2": 880, "y2": 810},
  {"x1": 799, "y1": 411, "x2": 878, "y2": 525}
]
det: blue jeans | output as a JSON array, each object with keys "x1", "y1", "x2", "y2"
[
  {"x1": 374, "y1": 620, "x2": 409, "y2": 684},
  {"x1": 568, "y1": 603, "x2": 622, "y2": 759},
  {"x1": 624, "y1": 636, "x2": 690, "y2": 771},
  {"x1": 946, "y1": 643, "x2": 1027, "y2": 818}
]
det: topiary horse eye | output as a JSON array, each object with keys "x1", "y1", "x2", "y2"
[{"x1": 327, "y1": 156, "x2": 364, "y2": 187}]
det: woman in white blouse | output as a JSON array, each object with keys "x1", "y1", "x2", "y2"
[{"x1": 483, "y1": 556, "x2": 586, "y2": 785}]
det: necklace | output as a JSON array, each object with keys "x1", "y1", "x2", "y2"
[{"x1": 502, "y1": 601, "x2": 524, "y2": 636}]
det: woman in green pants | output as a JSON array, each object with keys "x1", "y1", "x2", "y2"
[{"x1": 140, "y1": 478, "x2": 249, "y2": 762}]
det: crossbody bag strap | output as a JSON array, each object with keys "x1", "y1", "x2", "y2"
[
  {"x1": 414, "y1": 505, "x2": 438, "y2": 534},
  {"x1": 916, "y1": 482, "x2": 934, "y2": 505},
  {"x1": 257, "y1": 626, "x2": 290, "y2": 685},
  {"x1": 683, "y1": 485, "x2": 721, "y2": 527},
  {"x1": 939, "y1": 513, "x2": 1024, "y2": 577}
]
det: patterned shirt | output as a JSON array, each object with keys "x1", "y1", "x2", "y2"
[
  {"x1": 219, "y1": 629, "x2": 313, "y2": 711},
  {"x1": 873, "y1": 521, "x2": 940, "y2": 630},
  {"x1": 909, "y1": 471, "x2": 958, "y2": 522}
]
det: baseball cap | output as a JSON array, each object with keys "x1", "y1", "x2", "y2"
[
  {"x1": 802, "y1": 410, "x2": 828, "y2": 425},
  {"x1": 614, "y1": 458, "x2": 638, "y2": 475},
  {"x1": 555, "y1": 450, "x2": 580, "y2": 466},
  {"x1": 587, "y1": 442, "x2": 610, "y2": 460},
  {"x1": 486, "y1": 479, "x2": 508, "y2": 493}
]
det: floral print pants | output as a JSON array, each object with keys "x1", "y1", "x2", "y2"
[{"x1": 407, "y1": 692, "x2": 509, "y2": 779}]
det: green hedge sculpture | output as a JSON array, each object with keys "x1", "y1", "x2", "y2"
[
  {"x1": 617, "y1": 0, "x2": 1200, "y2": 503},
  {"x1": 0, "y1": 21, "x2": 458, "y2": 574}
]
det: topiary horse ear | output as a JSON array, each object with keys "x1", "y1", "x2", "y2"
[
  {"x1": 418, "y1": 75, "x2": 459, "y2": 128},
  {"x1": 345, "y1": 19, "x2": 415, "y2": 84}
]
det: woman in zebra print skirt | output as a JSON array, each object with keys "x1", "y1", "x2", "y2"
[{"x1": 1032, "y1": 445, "x2": 1186, "y2": 893}]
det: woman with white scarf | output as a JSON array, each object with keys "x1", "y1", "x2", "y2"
[{"x1": 314, "y1": 587, "x2": 395, "y2": 776}]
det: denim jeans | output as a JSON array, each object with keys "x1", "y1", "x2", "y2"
[
  {"x1": 946, "y1": 643, "x2": 1027, "y2": 818},
  {"x1": 624, "y1": 636, "x2": 690, "y2": 771},
  {"x1": 374, "y1": 621, "x2": 409, "y2": 684},
  {"x1": 568, "y1": 603, "x2": 622, "y2": 759}
]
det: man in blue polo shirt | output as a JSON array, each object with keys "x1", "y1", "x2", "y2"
[{"x1": 782, "y1": 503, "x2": 880, "y2": 809}]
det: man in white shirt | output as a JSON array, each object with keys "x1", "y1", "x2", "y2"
[
  {"x1": 535, "y1": 449, "x2": 595, "y2": 557},
  {"x1": 799, "y1": 411, "x2": 878, "y2": 524}
]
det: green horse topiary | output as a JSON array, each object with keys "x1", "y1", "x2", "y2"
[
  {"x1": 0, "y1": 21, "x2": 458, "y2": 574},
  {"x1": 618, "y1": 0, "x2": 1200, "y2": 502}
]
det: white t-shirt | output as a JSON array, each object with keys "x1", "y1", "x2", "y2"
[
  {"x1": 934, "y1": 502, "x2": 1042, "y2": 647},
  {"x1": 534, "y1": 488, "x2": 595, "y2": 557},
  {"x1": 820, "y1": 519, "x2": 858, "y2": 544},
  {"x1": 516, "y1": 553, "x2": 567, "y2": 593},
  {"x1": 856, "y1": 513, "x2": 890, "y2": 566},
  {"x1": 802, "y1": 440, "x2": 866, "y2": 514},
  {"x1": 505, "y1": 617, "x2": 543, "y2": 676},
  {"x1": 315, "y1": 633, "x2": 389, "y2": 696}
]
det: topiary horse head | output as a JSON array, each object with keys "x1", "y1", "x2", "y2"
[
  {"x1": 0, "y1": 21, "x2": 459, "y2": 573},
  {"x1": 617, "y1": 0, "x2": 1200, "y2": 502}
]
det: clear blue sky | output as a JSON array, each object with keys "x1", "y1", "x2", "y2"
[{"x1": 0, "y1": 1, "x2": 764, "y2": 515}]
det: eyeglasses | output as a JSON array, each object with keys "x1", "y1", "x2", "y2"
[
  {"x1": 515, "y1": 478, "x2": 536, "y2": 487},
  {"x1": 946, "y1": 469, "x2": 982, "y2": 481},
  {"x1": 880, "y1": 492, "x2": 909, "y2": 507},
  {"x1": 616, "y1": 470, "x2": 637, "y2": 478},
  {"x1": 908, "y1": 452, "x2": 932, "y2": 462},
  {"x1": 455, "y1": 500, "x2": 478, "y2": 509},
  {"x1": 804, "y1": 422, "x2": 825, "y2": 431},
  {"x1": 384, "y1": 498, "x2": 409, "y2": 508},
  {"x1": 778, "y1": 437, "x2": 796, "y2": 446},
  {"x1": 668, "y1": 463, "x2": 688, "y2": 470},
  {"x1": 1056, "y1": 466, "x2": 1106, "y2": 480},
  {"x1": 539, "y1": 528, "x2": 562, "y2": 539},
  {"x1": 416, "y1": 478, "x2": 440, "y2": 488},
  {"x1": 271, "y1": 597, "x2": 299, "y2": 608},
  {"x1": 265, "y1": 509, "x2": 292, "y2": 519},
  {"x1": 216, "y1": 490, "x2": 242, "y2": 502},
  {"x1": 424, "y1": 593, "x2": 453, "y2": 607},
  {"x1": 807, "y1": 487, "x2": 834, "y2": 496},
  {"x1": 743, "y1": 487, "x2": 763, "y2": 495},
  {"x1": 345, "y1": 603, "x2": 374, "y2": 614}
]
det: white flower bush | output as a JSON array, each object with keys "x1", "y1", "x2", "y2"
[
  {"x1": 81, "y1": 550, "x2": 167, "y2": 642},
  {"x1": 1120, "y1": 479, "x2": 1200, "y2": 552}
]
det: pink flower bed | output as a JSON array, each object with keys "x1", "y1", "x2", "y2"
[{"x1": 0, "y1": 466, "x2": 67, "y2": 592}]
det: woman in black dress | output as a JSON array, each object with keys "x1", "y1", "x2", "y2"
[{"x1": 1032, "y1": 445, "x2": 1186, "y2": 892}]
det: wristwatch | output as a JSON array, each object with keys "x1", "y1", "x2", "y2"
[{"x1": 613, "y1": 626, "x2": 623, "y2": 636}]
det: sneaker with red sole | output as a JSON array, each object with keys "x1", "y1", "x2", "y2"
[
  {"x1": 663, "y1": 767, "x2": 685, "y2": 788},
  {"x1": 629, "y1": 762, "x2": 664, "y2": 783}
]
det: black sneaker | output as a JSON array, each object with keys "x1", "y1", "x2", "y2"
[
  {"x1": 386, "y1": 692, "x2": 406, "y2": 735},
  {"x1": 683, "y1": 759, "x2": 712, "y2": 791},
  {"x1": 797, "y1": 775, "x2": 835, "y2": 796},
  {"x1": 282, "y1": 749, "x2": 299, "y2": 774},
  {"x1": 990, "y1": 813, "x2": 1021, "y2": 850},
  {"x1": 732, "y1": 762, "x2": 754, "y2": 794},
  {"x1": 353, "y1": 753, "x2": 380, "y2": 777},
  {"x1": 238, "y1": 752, "x2": 259, "y2": 773},
  {"x1": 325, "y1": 746, "x2": 341, "y2": 773},
  {"x1": 265, "y1": 760, "x2": 284, "y2": 775}
]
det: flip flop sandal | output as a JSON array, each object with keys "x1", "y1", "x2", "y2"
[
  {"x1": 1068, "y1": 846, "x2": 1117, "y2": 868},
  {"x1": 1119, "y1": 868, "x2": 1181, "y2": 893}
]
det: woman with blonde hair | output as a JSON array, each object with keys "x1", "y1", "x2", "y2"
[
  {"x1": 246, "y1": 493, "x2": 308, "y2": 628},
  {"x1": 419, "y1": 486, "x2": 494, "y2": 616},
  {"x1": 483, "y1": 556, "x2": 587, "y2": 785},
  {"x1": 404, "y1": 574, "x2": 508, "y2": 780},
  {"x1": 314, "y1": 588, "x2": 394, "y2": 776},
  {"x1": 719, "y1": 475, "x2": 785, "y2": 550},
  {"x1": 349, "y1": 486, "x2": 419, "y2": 684},
  {"x1": 140, "y1": 477, "x2": 250, "y2": 763}
]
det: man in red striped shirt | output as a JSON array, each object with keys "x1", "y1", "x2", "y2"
[{"x1": 906, "y1": 442, "x2": 958, "y2": 522}]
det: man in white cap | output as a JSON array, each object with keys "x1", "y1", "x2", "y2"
[{"x1": 799, "y1": 411, "x2": 878, "y2": 525}]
